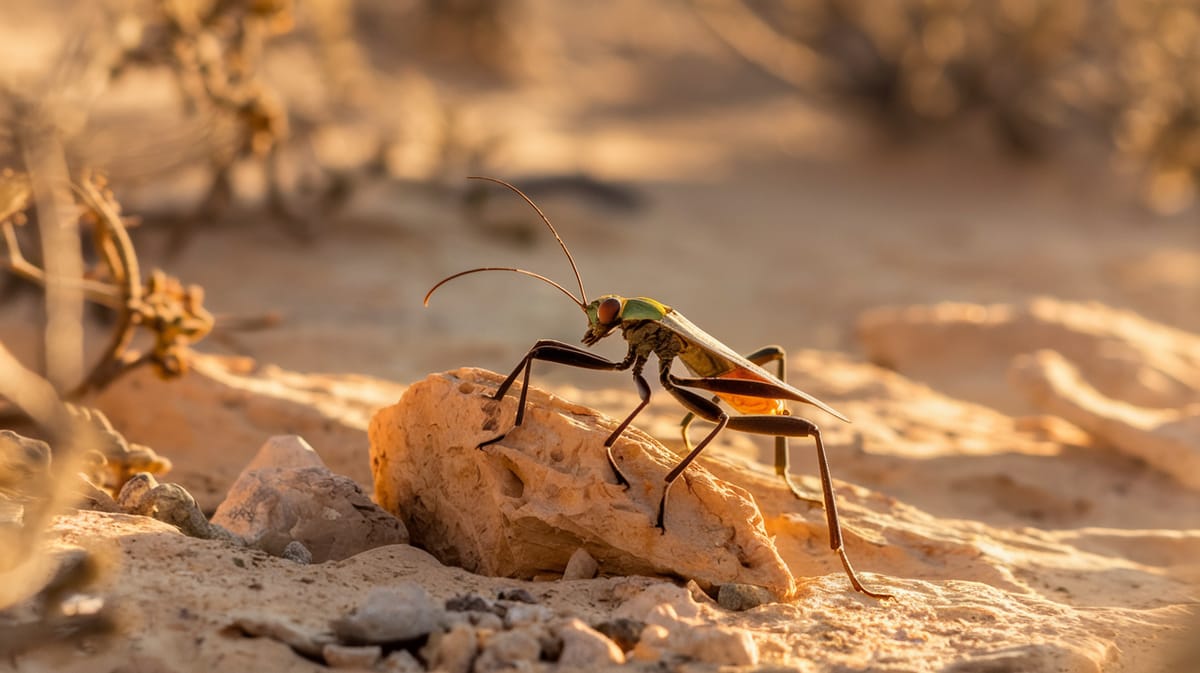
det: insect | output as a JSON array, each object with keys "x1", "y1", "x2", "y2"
[{"x1": 424, "y1": 176, "x2": 893, "y2": 600}]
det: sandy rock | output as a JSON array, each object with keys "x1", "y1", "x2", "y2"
[
  {"x1": 379, "y1": 650, "x2": 423, "y2": 673},
  {"x1": 674, "y1": 625, "x2": 759, "y2": 666},
  {"x1": 593, "y1": 618, "x2": 644, "y2": 653},
  {"x1": 322, "y1": 643, "x2": 381, "y2": 669},
  {"x1": 370, "y1": 368, "x2": 796, "y2": 598},
  {"x1": 225, "y1": 614, "x2": 331, "y2": 659},
  {"x1": 857, "y1": 299, "x2": 1200, "y2": 412},
  {"x1": 631, "y1": 624, "x2": 671, "y2": 662},
  {"x1": 421, "y1": 623, "x2": 478, "y2": 673},
  {"x1": 117, "y1": 473, "x2": 237, "y2": 542},
  {"x1": 475, "y1": 629, "x2": 542, "y2": 673},
  {"x1": 1010, "y1": 350, "x2": 1200, "y2": 490},
  {"x1": 244, "y1": 435, "x2": 327, "y2": 471},
  {"x1": 504, "y1": 603, "x2": 553, "y2": 629},
  {"x1": 212, "y1": 436, "x2": 408, "y2": 561},
  {"x1": 555, "y1": 618, "x2": 625, "y2": 667},
  {"x1": 331, "y1": 583, "x2": 443, "y2": 644},
  {"x1": 562, "y1": 547, "x2": 599, "y2": 581},
  {"x1": 281, "y1": 540, "x2": 313, "y2": 564},
  {"x1": 716, "y1": 582, "x2": 773, "y2": 611},
  {"x1": 614, "y1": 583, "x2": 701, "y2": 628}
]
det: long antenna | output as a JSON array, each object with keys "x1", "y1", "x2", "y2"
[
  {"x1": 424, "y1": 267, "x2": 585, "y2": 310},
  {"x1": 466, "y1": 176, "x2": 589, "y2": 305}
]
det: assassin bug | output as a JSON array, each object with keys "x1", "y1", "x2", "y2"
[{"x1": 424, "y1": 177, "x2": 893, "y2": 600}]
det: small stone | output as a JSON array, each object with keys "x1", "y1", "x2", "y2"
[
  {"x1": 225, "y1": 615, "x2": 330, "y2": 659},
  {"x1": 475, "y1": 629, "x2": 541, "y2": 673},
  {"x1": 332, "y1": 583, "x2": 442, "y2": 644},
  {"x1": 421, "y1": 623, "x2": 477, "y2": 673},
  {"x1": 614, "y1": 582, "x2": 700, "y2": 627},
  {"x1": 497, "y1": 587, "x2": 537, "y2": 604},
  {"x1": 322, "y1": 643, "x2": 381, "y2": 669},
  {"x1": 594, "y1": 618, "x2": 645, "y2": 653},
  {"x1": 445, "y1": 593, "x2": 503, "y2": 616},
  {"x1": 675, "y1": 625, "x2": 759, "y2": 666},
  {"x1": 556, "y1": 618, "x2": 624, "y2": 667},
  {"x1": 212, "y1": 460, "x2": 408, "y2": 562},
  {"x1": 503, "y1": 603, "x2": 552, "y2": 629},
  {"x1": 562, "y1": 547, "x2": 599, "y2": 581},
  {"x1": 281, "y1": 541, "x2": 312, "y2": 564},
  {"x1": 246, "y1": 435, "x2": 326, "y2": 471},
  {"x1": 119, "y1": 475, "x2": 237, "y2": 542},
  {"x1": 470, "y1": 612, "x2": 505, "y2": 631},
  {"x1": 631, "y1": 624, "x2": 670, "y2": 662},
  {"x1": 370, "y1": 369, "x2": 796, "y2": 599},
  {"x1": 717, "y1": 583, "x2": 773, "y2": 611},
  {"x1": 379, "y1": 649, "x2": 423, "y2": 673}
]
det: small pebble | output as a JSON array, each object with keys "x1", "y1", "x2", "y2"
[
  {"x1": 446, "y1": 593, "x2": 504, "y2": 616},
  {"x1": 562, "y1": 547, "x2": 599, "y2": 581},
  {"x1": 677, "y1": 625, "x2": 759, "y2": 666},
  {"x1": 504, "y1": 603, "x2": 553, "y2": 628},
  {"x1": 594, "y1": 618, "x2": 645, "y2": 653},
  {"x1": 497, "y1": 587, "x2": 537, "y2": 604},
  {"x1": 379, "y1": 650, "x2": 423, "y2": 673},
  {"x1": 281, "y1": 541, "x2": 312, "y2": 565},
  {"x1": 421, "y1": 623, "x2": 477, "y2": 673},
  {"x1": 717, "y1": 583, "x2": 773, "y2": 611},
  {"x1": 475, "y1": 629, "x2": 541, "y2": 673},
  {"x1": 630, "y1": 624, "x2": 670, "y2": 662},
  {"x1": 332, "y1": 583, "x2": 443, "y2": 644},
  {"x1": 556, "y1": 618, "x2": 624, "y2": 666},
  {"x1": 322, "y1": 643, "x2": 381, "y2": 669}
]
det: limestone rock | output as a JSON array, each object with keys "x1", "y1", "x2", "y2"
[
  {"x1": 117, "y1": 473, "x2": 238, "y2": 542},
  {"x1": 857, "y1": 298, "x2": 1200, "y2": 412},
  {"x1": 562, "y1": 547, "x2": 599, "y2": 581},
  {"x1": 212, "y1": 435, "x2": 408, "y2": 561},
  {"x1": 474, "y1": 629, "x2": 541, "y2": 673},
  {"x1": 1010, "y1": 350, "x2": 1200, "y2": 490},
  {"x1": 322, "y1": 643, "x2": 381, "y2": 669},
  {"x1": 421, "y1": 623, "x2": 478, "y2": 673},
  {"x1": 331, "y1": 583, "x2": 443, "y2": 644},
  {"x1": 369, "y1": 368, "x2": 796, "y2": 599},
  {"x1": 555, "y1": 618, "x2": 625, "y2": 667}
]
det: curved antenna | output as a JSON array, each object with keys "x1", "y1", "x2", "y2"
[
  {"x1": 467, "y1": 175, "x2": 588, "y2": 304},
  {"x1": 424, "y1": 267, "x2": 586, "y2": 310}
]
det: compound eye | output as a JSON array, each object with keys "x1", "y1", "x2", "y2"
[{"x1": 597, "y1": 297, "x2": 622, "y2": 325}]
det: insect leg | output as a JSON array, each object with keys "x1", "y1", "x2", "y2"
[
  {"x1": 481, "y1": 339, "x2": 635, "y2": 451},
  {"x1": 679, "y1": 346, "x2": 781, "y2": 453},
  {"x1": 739, "y1": 346, "x2": 823, "y2": 504},
  {"x1": 601, "y1": 363, "x2": 651, "y2": 488},
  {"x1": 658, "y1": 379, "x2": 730, "y2": 531},
  {"x1": 723, "y1": 413, "x2": 893, "y2": 600}
]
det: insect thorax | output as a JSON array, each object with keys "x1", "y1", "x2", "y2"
[{"x1": 620, "y1": 320, "x2": 682, "y2": 363}]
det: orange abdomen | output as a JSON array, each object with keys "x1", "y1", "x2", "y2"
[{"x1": 714, "y1": 367, "x2": 787, "y2": 415}]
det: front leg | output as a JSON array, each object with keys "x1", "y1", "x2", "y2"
[{"x1": 480, "y1": 339, "x2": 636, "y2": 451}]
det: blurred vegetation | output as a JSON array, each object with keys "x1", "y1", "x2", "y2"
[{"x1": 700, "y1": 0, "x2": 1200, "y2": 214}]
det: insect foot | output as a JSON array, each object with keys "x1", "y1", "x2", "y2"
[{"x1": 369, "y1": 367, "x2": 797, "y2": 600}]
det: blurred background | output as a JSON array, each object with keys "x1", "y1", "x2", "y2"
[{"x1": 0, "y1": 0, "x2": 1197, "y2": 391}]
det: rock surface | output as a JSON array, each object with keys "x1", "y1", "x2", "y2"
[
  {"x1": 212, "y1": 435, "x2": 408, "y2": 561},
  {"x1": 1011, "y1": 350, "x2": 1200, "y2": 490},
  {"x1": 5, "y1": 345, "x2": 1197, "y2": 673},
  {"x1": 857, "y1": 298, "x2": 1200, "y2": 413},
  {"x1": 370, "y1": 367, "x2": 797, "y2": 598}
]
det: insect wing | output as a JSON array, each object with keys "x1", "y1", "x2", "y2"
[{"x1": 659, "y1": 311, "x2": 851, "y2": 422}]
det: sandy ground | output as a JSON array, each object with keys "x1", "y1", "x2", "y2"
[{"x1": 1, "y1": 2, "x2": 1199, "y2": 671}]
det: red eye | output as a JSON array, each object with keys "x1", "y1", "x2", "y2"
[{"x1": 597, "y1": 297, "x2": 621, "y2": 325}]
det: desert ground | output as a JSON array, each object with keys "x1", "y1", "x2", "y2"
[{"x1": 0, "y1": 2, "x2": 1198, "y2": 672}]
